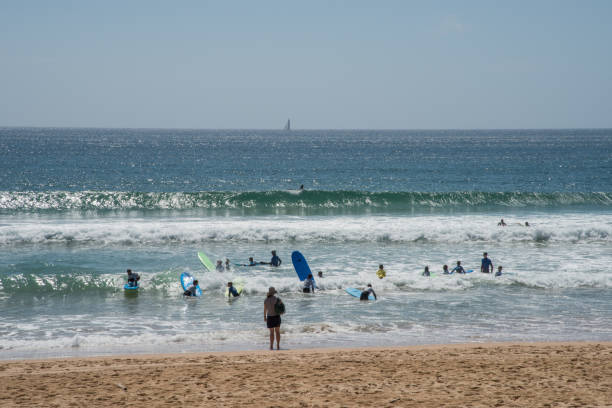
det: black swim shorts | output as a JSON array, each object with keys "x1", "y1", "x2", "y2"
[{"x1": 266, "y1": 315, "x2": 281, "y2": 328}]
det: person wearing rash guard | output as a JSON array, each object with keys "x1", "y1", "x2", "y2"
[
  {"x1": 495, "y1": 266, "x2": 503, "y2": 277},
  {"x1": 225, "y1": 258, "x2": 231, "y2": 271},
  {"x1": 248, "y1": 257, "x2": 257, "y2": 266},
  {"x1": 183, "y1": 280, "x2": 199, "y2": 297},
  {"x1": 227, "y1": 282, "x2": 240, "y2": 297},
  {"x1": 452, "y1": 261, "x2": 466, "y2": 274},
  {"x1": 216, "y1": 260, "x2": 224, "y2": 272},
  {"x1": 303, "y1": 274, "x2": 315, "y2": 293},
  {"x1": 481, "y1": 252, "x2": 494, "y2": 273},
  {"x1": 269, "y1": 251, "x2": 282, "y2": 267},
  {"x1": 442, "y1": 265, "x2": 450, "y2": 274},
  {"x1": 360, "y1": 284, "x2": 377, "y2": 300}
]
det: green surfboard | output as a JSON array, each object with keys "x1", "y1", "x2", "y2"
[{"x1": 197, "y1": 251, "x2": 215, "y2": 272}]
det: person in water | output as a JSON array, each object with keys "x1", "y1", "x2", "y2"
[
  {"x1": 525, "y1": 221, "x2": 530, "y2": 227},
  {"x1": 299, "y1": 184, "x2": 304, "y2": 191},
  {"x1": 216, "y1": 260, "x2": 224, "y2": 272},
  {"x1": 481, "y1": 252, "x2": 494, "y2": 273},
  {"x1": 225, "y1": 258, "x2": 231, "y2": 271},
  {"x1": 452, "y1": 261, "x2": 466, "y2": 274},
  {"x1": 422, "y1": 266, "x2": 430, "y2": 277},
  {"x1": 317, "y1": 271, "x2": 324, "y2": 278},
  {"x1": 268, "y1": 250, "x2": 282, "y2": 267},
  {"x1": 360, "y1": 284, "x2": 377, "y2": 300},
  {"x1": 183, "y1": 279, "x2": 199, "y2": 297},
  {"x1": 376, "y1": 264, "x2": 386, "y2": 279},
  {"x1": 227, "y1": 282, "x2": 240, "y2": 297},
  {"x1": 442, "y1": 265, "x2": 450, "y2": 274},
  {"x1": 264, "y1": 287, "x2": 281, "y2": 350},
  {"x1": 126, "y1": 269, "x2": 140, "y2": 287},
  {"x1": 248, "y1": 257, "x2": 257, "y2": 266},
  {"x1": 495, "y1": 266, "x2": 503, "y2": 277},
  {"x1": 303, "y1": 274, "x2": 315, "y2": 293},
  {"x1": 498, "y1": 219, "x2": 507, "y2": 226}
]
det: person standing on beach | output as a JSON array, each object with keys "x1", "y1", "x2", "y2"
[
  {"x1": 264, "y1": 287, "x2": 281, "y2": 350},
  {"x1": 481, "y1": 252, "x2": 494, "y2": 273}
]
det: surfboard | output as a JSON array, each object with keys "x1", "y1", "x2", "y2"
[
  {"x1": 180, "y1": 272, "x2": 202, "y2": 297},
  {"x1": 123, "y1": 283, "x2": 139, "y2": 291},
  {"x1": 345, "y1": 287, "x2": 374, "y2": 300},
  {"x1": 197, "y1": 251, "x2": 216, "y2": 272},
  {"x1": 292, "y1": 251, "x2": 312, "y2": 281}
]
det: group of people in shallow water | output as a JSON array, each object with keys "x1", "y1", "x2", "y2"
[
  {"x1": 126, "y1": 248, "x2": 505, "y2": 350},
  {"x1": 421, "y1": 252, "x2": 503, "y2": 277},
  {"x1": 498, "y1": 218, "x2": 530, "y2": 227}
]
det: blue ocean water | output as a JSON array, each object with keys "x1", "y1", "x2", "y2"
[{"x1": 1, "y1": 128, "x2": 611, "y2": 359}]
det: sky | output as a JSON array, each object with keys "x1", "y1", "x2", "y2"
[{"x1": 1, "y1": 0, "x2": 611, "y2": 129}]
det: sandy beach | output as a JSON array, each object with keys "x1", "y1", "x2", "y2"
[{"x1": 0, "y1": 342, "x2": 610, "y2": 407}]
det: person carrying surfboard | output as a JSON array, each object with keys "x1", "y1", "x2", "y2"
[
  {"x1": 183, "y1": 280, "x2": 199, "y2": 297},
  {"x1": 360, "y1": 284, "x2": 377, "y2": 300},
  {"x1": 303, "y1": 274, "x2": 315, "y2": 293},
  {"x1": 227, "y1": 282, "x2": 240, "y2": 297},
  {"x1": 376, "y1": 264, "x2": 386, "y2": 279}
]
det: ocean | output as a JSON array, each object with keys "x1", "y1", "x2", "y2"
[{"x1": 1, "y1": 127, "x2": 611, "y2": 359}]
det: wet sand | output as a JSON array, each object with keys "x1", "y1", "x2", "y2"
[{"x1": 0, "y1": 342, "x2": 610, "y2": 407}]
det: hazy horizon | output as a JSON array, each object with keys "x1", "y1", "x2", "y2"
[{"x1": 1, "y1": 1, "x2": 611, "y2": 129}]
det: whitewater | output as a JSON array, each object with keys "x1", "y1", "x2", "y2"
[{"x1": 1, "y1": 128, "x2": 611, "y2": 359}]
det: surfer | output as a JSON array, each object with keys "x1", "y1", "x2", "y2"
[
  {"x1": 216, "y1": 260, "x2": 224, "y2": 272},
  {"x1": 303, "y1": 274, "x2": 315, "y2": 293},
  {"x1": 442, "y1": 265, "x2": 450, "y2": 274},
  {"x1": 481, "y1": 252, "x2": 494, "y2": 274},
  {"x1": 360, "y1": 284, "x2": 377, "y2": 300},
  {"x1": 299, "y1": 184, "x2": 304, "y2": 191},
  {"x1": 525, "y1": 221, "x2": 530, "y2": 227},
  {"x1": 225, "y1": 258, "x2": 231, "y2": 270},
  {"x1": 126, "y1": 269, "x2": 140, "y2": 287},
  {"x1": 227, "y1": 282, "x2": 240, "y2": 297},
  {"x1": 317, "y1": 271, "x2": 324, "y2": 278},
  {"x1": 422, "y1": 266, "x2": 430, "y2": 277},
  {"x1": 268, "y1": 250, "x2": 282, "y2": 267},
  {"x1": 248, "y1": 257, "x2": 257, "y2": 266},
  {"x1": 495, "y1": 266, "x2": 503, "y2": 277},
  {"x1": 376, "y1": 264, "x2": 386, "y2": 279},
  {"x1": 264, "y1": 287, "x2": 281, "y2": 350},
  {"x1": 183, "y1": 279, "x2": 199, "y2": 297},
  {"x1": 498, "y1": 219, "x2": 507, "y2": 226},
  {"x1": 451, "y1": 261, "x2": 466, "y2": 274}
]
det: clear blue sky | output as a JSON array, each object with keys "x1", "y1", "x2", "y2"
[{"x1": 1, "y1": 0, "x2": 611, "y2": 129}]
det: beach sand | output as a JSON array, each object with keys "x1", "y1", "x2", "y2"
[{"x1": 0, "y1": 342, "x2": 610, "y2": 407}]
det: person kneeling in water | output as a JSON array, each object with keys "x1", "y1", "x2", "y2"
[
  {"x1": 303, "y1": 274, "x2": 315, "y2": 293},
  {"x1": 360, "y1": 284, "x2": 377, "y2": 300},
  {"x1": 184, "y1": 280, "x2": 199, "y2": 297},
  {"x1": 126, "y1": 269, "x2": 140, "y2": 287},
  {"x1": 227, "y1": 282, "x2": 240, "y2": 297}
]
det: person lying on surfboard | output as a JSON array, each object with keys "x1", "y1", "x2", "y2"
[{"x1": 442, "y1": 265, "x2": 450, "y2": 274}]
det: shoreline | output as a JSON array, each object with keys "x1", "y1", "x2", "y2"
[{"x1": 1, "y1": 342, "x2": 610, "y2": 407}]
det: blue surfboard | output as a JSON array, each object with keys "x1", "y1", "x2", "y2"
[
  {"x1": 124, "y1": 283, "x2": 139, "y2": 291},
  {"x1": 180, "y1": 272, "x2": 202, "y2": 297},
  {"x1": 346, "y1": 287, "x2": 374, "y2": 300},
  {"x1": 292, "y1": 251, "x2": 312, "y2": 281}
]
